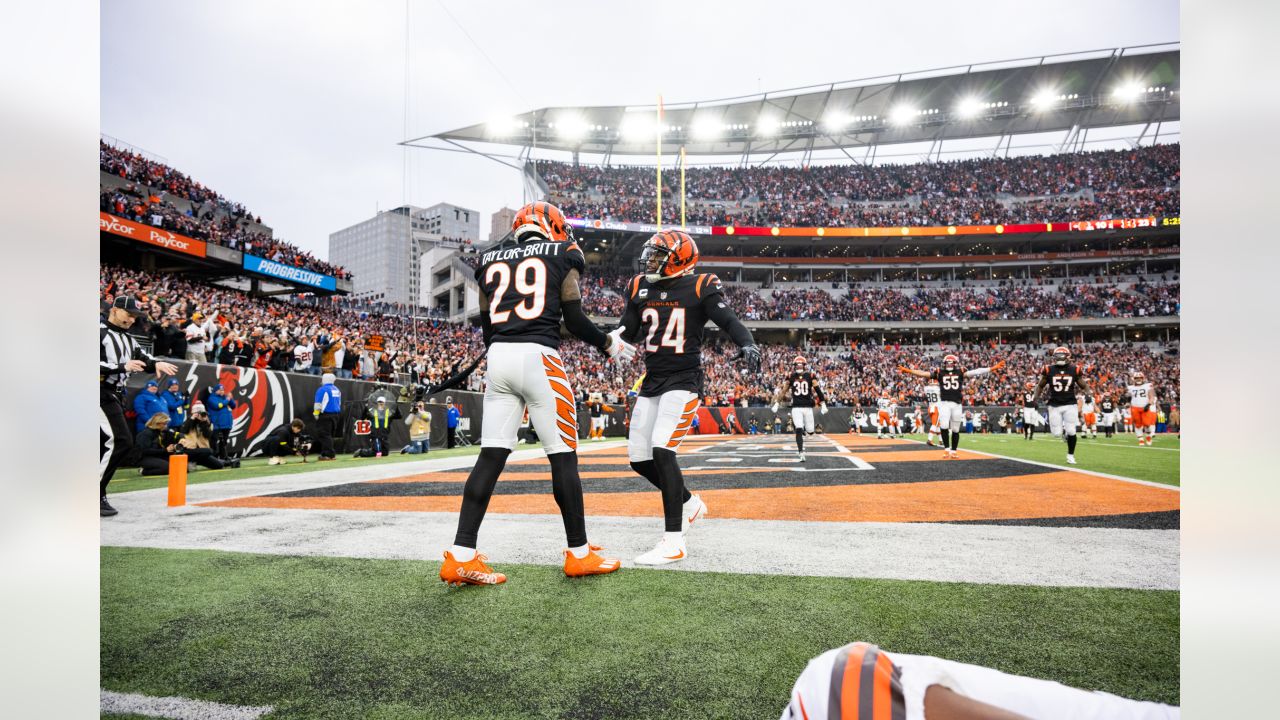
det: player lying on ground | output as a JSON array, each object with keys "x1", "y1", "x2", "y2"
[
  {"x1": 615, "y1": 229, "x2": 761, "y2": 565},
  {"x1": 781, "y1": 641, "x2": 1178, "y2": 720},
  {"x1": 1127, "y1": 371, "x2": 1160, "y2": 446},
  {"x1": 441, "y1": 202, "x2": 637, "y2": 586},
  {"x1": 898, "y1": 354, "x2": 1005, "y2": 458},
  {"x1": 771, "y1": 355, "x2": 827, "y2": 461},
  {"x1": 1033, "y1": 346, "x2": 1091, "y2": 465}
]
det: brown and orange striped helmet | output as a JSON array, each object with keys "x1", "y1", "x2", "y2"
[
  {"x1": 511, "y1": 201, "x2": 573, "y2": 243},
  {"x1": 641, "y1": 229, "x2": 699, "y2": 281}
]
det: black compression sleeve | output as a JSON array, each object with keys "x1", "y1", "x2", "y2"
[
  {"x1": 618, "y1": 301, "x2": 643, "y2": 344},
  {"x1": 562, "y1": 300, "x2": 608, "y2": 350},
  {"x1": 703, "y1": 295, "x2": 754, "y2": 348},
  {"x1": 480, "y1": 311, "x2": 494, "y2": 345},
  {"x1": 432, "y1": 353, "x2": 486, "y2": 395}
]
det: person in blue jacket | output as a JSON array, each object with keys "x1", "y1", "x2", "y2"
[
  {"x1": 445, "y1": 395, "x2": 461, "y2": 449},
  {"x1": 132, "y1": 380, "x2": 167, "y2": 433},
  {"x1": 313, "y1": 372, "x2": 342, "y2": 460},
  {"x1": 160, "y1": 377, "x2": 188, "y2": 429},
  {"x1": 205, "y1": 383, "x2": 238, "y2": 460}
]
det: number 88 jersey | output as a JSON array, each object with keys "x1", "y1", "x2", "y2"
[
  {"x1": 624, "y1": 272, "x2": 723, "y2": 397},
  {"x1": 476, "y1": 239, "x2": 586, "y2": 349}
]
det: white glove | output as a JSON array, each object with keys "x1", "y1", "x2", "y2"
[
  {"x1": 771, "y1": 402, "x2": 779, "y2": 413},
  {"x1": 820, "y1": 403, "x2": 828, "y2": 415},
  {"x1": 605, "y1": 328, "x2": 636, "y2": 363}
]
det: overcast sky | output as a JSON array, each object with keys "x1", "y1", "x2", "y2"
[{"x1": 101, "y1": 0, "x2": 1178, "y2": 262}]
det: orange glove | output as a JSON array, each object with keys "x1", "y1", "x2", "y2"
[
  {"x1": 896, "y1": 365, "x2": 914, "y2": 374},
  {"x1": 991, "y1": 359, "x2": 1006, "y2": 372}
]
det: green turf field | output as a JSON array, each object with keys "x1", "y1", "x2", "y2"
[
  {"x1": 101, "y1": 547, "x2": 1178, "y2": 719},
  {"x1": 106, "y1": 443, "x2": 546, "y2": 494},
  {"x1": 908, "y1": 432, "x2": 1181, "y2": 486}
]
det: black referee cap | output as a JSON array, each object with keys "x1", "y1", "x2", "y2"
[{"x1": 112, "y1": 295, "x2": 147, "y2": 317}]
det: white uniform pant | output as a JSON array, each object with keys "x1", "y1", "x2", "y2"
[
  {"x1": 791, "y1": 407, "x2": 815, "y2": 434},
  {"x1": 1047, "y1": 404, "x2": 1079, "y2": 437},
  {"x1": 628, "y1": 390, "x2": 700, "y2": 461},
  {"x1": 1022, "y1": 408, "x2": 1039, "y2": 426},
  {"x1": 936, "y1": 400, "x2": 964, "y2": 433},
  {"x1": 590, "y1": 416, "x2": 607, "y2": 433},
  {"x1": 480, "y1": 342, "x2": 577, "y2": 455}
]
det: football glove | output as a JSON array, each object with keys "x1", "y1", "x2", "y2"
[
  {"x1": 605, "y1": 328, "x2": 636, "y2": 363},
  {"x1": 991, "y1": 359, "x2": 1006, "y2": 372},
  {"x1": 896, "y1": 365, "x2": 913, "y2": 374},
  {"x1": 736, "y1": 344, "x2": 762, "y2": 374},
  {"x1": 771, "y1": 402, "x2": 780, "y2": 413},
  {"x1": 820, "y1": 403, "x2": 828, "y2": 415}
]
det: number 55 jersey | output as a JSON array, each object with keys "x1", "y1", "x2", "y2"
[{"x1": 623, "y1": 272, "x2": 725, "y2": 397}]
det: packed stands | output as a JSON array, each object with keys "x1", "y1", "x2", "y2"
[
  {"x1": 539, "y1": 143, "x2": 1180, "y2": 227},
  {"x1": 100, "y1": 141, "x2": 350, "y2": 279},
  {"x1": 102, "y1": 265, "x2": 1179, "y2": 410}
]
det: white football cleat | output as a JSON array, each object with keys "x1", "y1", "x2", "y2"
[
  {"x1": 682, "y1": 494, "x2": 708, "y2": 531},
  {"x1": 798, "y1": 452, "x2": 806, "y2": 462},
  {"x1": 634, "y1": 537, "x2": 687, "y2": 566},
  {"x1": 1066, "y1": 454, "x2": 1077, "y2": 464}
]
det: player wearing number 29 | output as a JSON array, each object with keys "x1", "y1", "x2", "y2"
[
  {"x1": 441, "y1": 201, "x2": 637, "y2": 586},
  {"x1": 1033, "y1": 347, "x2": 1092, "y2": 465},
  {"x1": 616, "y1": 229, "x2": 761, "y2": 566},
  {"x1": 898, "y1": 354, "x2": 1005, "y2": 459}
]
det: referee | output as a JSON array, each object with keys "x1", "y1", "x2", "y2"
[{"x1": 100, "y1": 295, "x2": 177, "y2": 516}]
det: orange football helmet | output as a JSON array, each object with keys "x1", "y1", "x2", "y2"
[
  {"x1": 793, "y1": 355, "x2": 807, "y2": 371},
  {"x1": 512, "y1": 201, "x2": 573, "y2": 243},
  {"x1": 641, "y1": 230, "x2": 699, "y2": 281}
]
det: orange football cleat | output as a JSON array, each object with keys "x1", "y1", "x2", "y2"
[
  {"x1": 563, "y1": 545, "x2": 621, "y2": 577},
  {"x1": 440, "y1": 550, "x2": 507, "y2": 586}
]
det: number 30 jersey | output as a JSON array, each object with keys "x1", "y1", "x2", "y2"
[
  {"x1": 476, "y1": 239, "x2": 586, "y2": 349},
  {"x1": 788, "y1": 371, "x2": 822, "y2": 408},
  {"x1": 1040, "y1": 363, "x2": 1084, "y2": 406},
  {"x1": 623, "y1": 272, "x2": 724, "y2": 397}
]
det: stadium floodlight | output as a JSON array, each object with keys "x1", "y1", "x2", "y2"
[
  {"x1": 955, "y1": 97, "x2": 983, "y2": 119},
  {"x1": 486, "y1": 117, "x2": 522, "y2": 137},
  {"x1": 1030, "y1": 89, "x2": 1057, "y2": 110},
  {"x1": 691, "y1": 118, "x2": 722, "y2": 140},
  {"x1": 889, "y1": 105, "x2": 918, "y2": 126},
  {"x1": 1113, "y1": 82, "x2": 1144, "y2": 103},
  {"x1": 556, "y1": 115, "x2": 589, "y2": 140},
  {"x1": 821, "y1": 111, "x2": 850, "y2": 132},
  {"x1": 756, "y1": 116, "x2": 780, "y2": 136},
  {"x1": 620, "y1": 116, "x2": 654, "y2": 141}
]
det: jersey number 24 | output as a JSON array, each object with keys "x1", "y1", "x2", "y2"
[{"x1": 642, "y1": 307, "x2": 686, "y2": 353}]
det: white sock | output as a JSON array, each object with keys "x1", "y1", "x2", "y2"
[
  {"x1": 664, "y1": 531, "x2": 684, "y2": 546},
  {"x1": 568, "y1": 544, "x2": 591, "y2": 559},
  {"x1": 449, "y1": 545, "x2": 476, "y2": 562}
]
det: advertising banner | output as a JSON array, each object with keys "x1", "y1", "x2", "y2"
[
  {"x1": 243, "y1": 253, "x2": 338, "y2": 291},
  {"x1": 99, "y1": 212, "x2": 207, "y2": 258},
  {"x1": 566, "y1": 215, "x2": 1179, "y2": 239}
]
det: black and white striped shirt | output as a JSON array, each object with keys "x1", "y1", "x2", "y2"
[{"x1": 100, "y1": 320, "x2": 155, "y2": 392}]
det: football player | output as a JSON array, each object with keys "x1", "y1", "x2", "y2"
[
  {"x1": 1127, "y1": 371, "x2": 1160, "y2": 446},
  {"x1": 898, "y1": 354, "x2": 1005, "y2": 458},
  {"x1": 1099, "y1": 393, "x2": 1117, "y2": 438},
  {"x1": 849, "y1": 409, "x2": 867, "y2": 435},
  {"x1": 616, "y1": 229, "x2": 761, "y2": 565},
  {"x1": 772, "y1": 355, "x2": 827, "y2": 461},
  {"x1": 874, "y1": 391, "x2": 894, "y2": 440},
  {"x1": 781, "y1": 641, "x2": 1178, "y2": 720},
  {"x1": 1032, "y1": 346, "x2": 1091, "y2": 465},
  {"x1": 1081, "y1": 394, "x2": 1098, "y2": 439},
  {"x1": 923, "y1": 380, "x2": 942, "y2": 446},
  {"x1": 441, "y1": 201, "x2": 637, "y2": 586},
  {"x1": 1020, "y1": 381, "x2": 1038, "y2": 441}
]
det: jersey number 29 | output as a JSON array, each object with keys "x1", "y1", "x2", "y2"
[{"x1": 486, "y1": 258, "x2": 547, "y2": 323}]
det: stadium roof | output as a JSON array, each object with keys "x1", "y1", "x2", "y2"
[{"x1": 405, "y1": 43, "x2": 1178, "y2": 163}]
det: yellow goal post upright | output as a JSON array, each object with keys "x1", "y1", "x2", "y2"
[{"x1": 656, "y1": 94, "x2": 662, "y2": 231}]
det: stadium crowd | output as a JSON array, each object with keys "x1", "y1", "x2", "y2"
[
  {"x1": 100, "y1": 141, "x2": 350, "y2": 279},
  {"x1": 102, "y1": 265, "x2": 1178, "y2": 412},
  {"x1": 540, "y1": 143, "x2": 1180, "y2": 227}
]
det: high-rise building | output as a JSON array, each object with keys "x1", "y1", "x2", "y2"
[
  {"x1": 489, "y1": 207, "x2": 516, "y2": 244},
  {"x1": 329, "y1": 202, "x2": 479, "y2": 306}
]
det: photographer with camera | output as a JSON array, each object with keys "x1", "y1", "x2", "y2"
[
  {"x1": 401, "y1": 401, "x2": 432, "y2": 454},
  {"x1": 262, "y1": 419, "x2": 309, "y2": 465},
  {"x1": 176, "y1": 403, "x2": 238, "y2": 470},
  {"x1": 136, "y1": 412, "x2": 182, "y2": 476}
]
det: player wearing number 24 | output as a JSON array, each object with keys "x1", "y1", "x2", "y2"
[{"x1": 614, "y1": 229, "x2": 761, "y2": 566}]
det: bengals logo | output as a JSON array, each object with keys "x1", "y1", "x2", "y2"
[
  {"x1": 353, "y1": 420, "x2": 372, "y2": 435},
  {"x1": 204, "y1": 365, "x2": 296, "y2": 456}
]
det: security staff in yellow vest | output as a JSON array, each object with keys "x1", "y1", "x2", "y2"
[{"x1": 362, "y1": 397, "x2": 400, "y2": 457}]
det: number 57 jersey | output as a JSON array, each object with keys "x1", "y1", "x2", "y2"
[
  {"x1": 624, "y1": 272, "x2": 724, "y2": 397},
  {"x1": 476, "y1": 239, "x2": 586, "y2": 349}
]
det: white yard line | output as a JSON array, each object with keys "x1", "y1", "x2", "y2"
[{"x1": 101, "y1": 690, "x2": 273, "y2": 719}]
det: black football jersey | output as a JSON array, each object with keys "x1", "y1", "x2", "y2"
[
  {"x1": 931, "y1": 366, "x2": 966, "y2": 403},
  {"x1": 1100, "y1": 399, "x2": 1115, "y2": 413},
  {"x1": 588, "y1": 401, "x2": 603, "y2": 417},
  {"x1": 476, "y1": 239, "x2": 586, "y2": 349},
  {"x1": 1022, "y1": 392, "x2": 1037, "y2": 409},
  {"x1": 625, "y1": 272, "x2": 723, "y2": 397},
  {"x1": 1041, "y1": 363, "x2": 1083, "y2": 406},
  {"x1": 787, "y1": 371, "x2": 822, "y2": 407}
]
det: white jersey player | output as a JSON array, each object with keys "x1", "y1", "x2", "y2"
[
  {"x1": 922, "y1": 382, "x2": 942, "y2": 446},
  {"x1": 1127, "y1": 371, "x2": 1159, "y2": 446},
  {"x1": 1081, "y1": 395, "x2": 1098, "y2": 438},
  {"x1": 849, "y1": 410, "x2": 867, "y2": 435},
  {"x1": 875, "y1": 394, "x2": 895, "y2": 439},
  {"x1": 782, "y1": 641, "x2": 1178, "y2": 720}
]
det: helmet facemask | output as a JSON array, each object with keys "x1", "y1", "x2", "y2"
[{"x1": 640, "y1": 242, "x2": 672, "y2": 283}]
